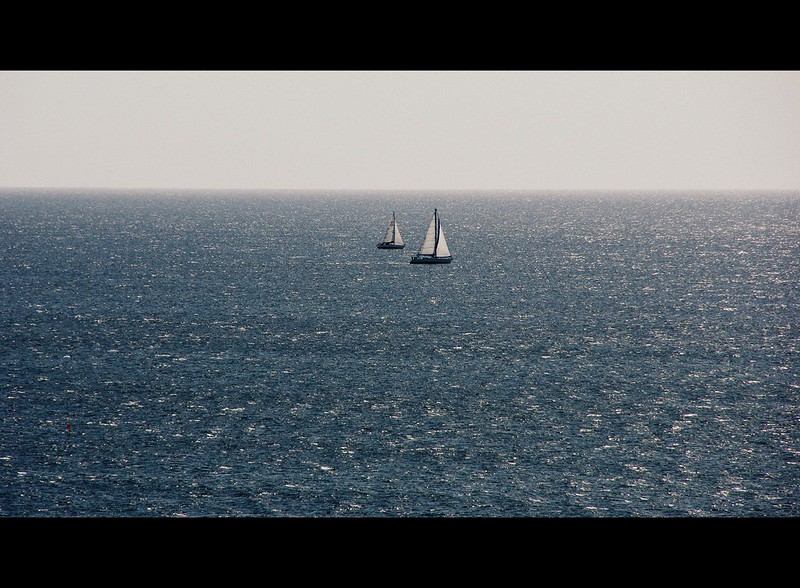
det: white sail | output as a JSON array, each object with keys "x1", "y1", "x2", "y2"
[
  {"x1": 383, "y1": 216, "x2": 403, "y2": 245},
  {"x1": 435, "y1": 223, "x2": 450, "y2": 257},
  {"x1": 381, "y1": 213, "x2": 404, "y2": 246},
  {"x1": 418, "y1": 214, "x2": 438, "y2": 255},
  {"x1": 411, "y1": 209, "x2": 452, "y2": 264},
  {"x1": 382, "y1": 222, "x2": 395, "y2": 243},
  {"x1": 417, "y1": 209, "x2": 449, "y2": 257}
]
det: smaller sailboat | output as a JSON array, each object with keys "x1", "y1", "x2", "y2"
[
  {"x1": 377, "y1": 212, "x2": 405, "y2": 249},
  {"x1": 410, "y1": 208, "x2": 452, "y2": 264}
]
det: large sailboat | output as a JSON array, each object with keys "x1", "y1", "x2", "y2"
[
  {"x1": 410, "y1": 208, "x2": 452, "y2": 264},
  {"x1": 376, "y1": 212, "x2": 405, "y2": 249}
]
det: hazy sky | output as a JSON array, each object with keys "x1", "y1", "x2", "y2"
[{"x1": 2, "y1": 70, "x2": 799, "y2": 192}]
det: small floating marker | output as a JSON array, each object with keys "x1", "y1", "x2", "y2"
[{"x1": 66, "y1": 423, "x2": 71, "y2": 432}]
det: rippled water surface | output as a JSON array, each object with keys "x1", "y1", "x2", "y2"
[{"x1": 2, "y1": 189, "x2": 798, "y2": 516}]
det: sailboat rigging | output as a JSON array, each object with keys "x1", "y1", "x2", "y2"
[
  {"x1": 410, "y1": 208, "x2": 452, "y2": 264},
  {"x1": 376, "y1": 212, "x2": 405, "y2": 249}
]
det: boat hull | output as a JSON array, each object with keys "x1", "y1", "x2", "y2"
[
  {"x1": 410, "y1": 255, "x2": 452, "y2": 264},
  {"x1": 377, "y1": 243, "x2": 405, "y2": 249}
]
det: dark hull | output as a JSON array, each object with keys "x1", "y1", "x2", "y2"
[
  {"x1": 377, "y1": 243, "x2": 405, "y2": 249},
  {"x1": 410, "y1": 255, "x2": 452, "y2": 264}
]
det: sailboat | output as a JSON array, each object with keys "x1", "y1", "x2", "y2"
[
  {"x1": 410, "y1": 208, "x2": 452, "y2": 264},
  {"x1": 376, "y1": 212, "x2": 405, "y2": 249}
]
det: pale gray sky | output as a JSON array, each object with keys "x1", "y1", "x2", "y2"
[{"x1": 1, "y1": 70, "x2": 799, "y2": 191}]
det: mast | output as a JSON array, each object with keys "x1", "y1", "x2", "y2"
[
  {"x1": 433, "y1": 209, "x2": 440, "y2": 257},
  {"x1": 392, "y1": 212, "x2": 396, "y2": 243}
]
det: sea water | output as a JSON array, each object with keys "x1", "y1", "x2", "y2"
[{"x1": 1, "y1": 189, "x2": 798, "y2": 517}]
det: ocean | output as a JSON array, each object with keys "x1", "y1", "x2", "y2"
[{"x1": 1, "y1": 189, "x2": 798, "y2": 517}]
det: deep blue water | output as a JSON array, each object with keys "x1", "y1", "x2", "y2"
[{"x1": 1, "y1": 189, "x2": 798, "y2": 517}]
